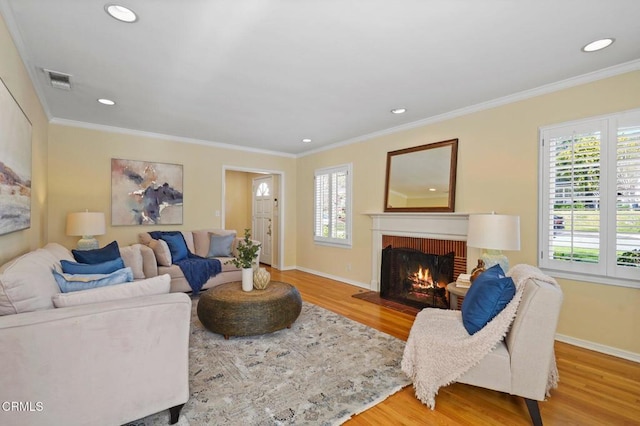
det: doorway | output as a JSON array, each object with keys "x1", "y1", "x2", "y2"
[
  {"x1": 253, "y1": 175, "x2": 273, "y2": 265},
  {"x1": 223, "y1": 167, "x2": 283, "y2": 270}
]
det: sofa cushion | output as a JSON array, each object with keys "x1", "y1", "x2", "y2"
[
  {"x1": 158, "y1": 264, "x2": 185, "y2": 280},
  {"x1": 207, "y1": 234, "x2": 235, "y2": 257},
  {"x1": 53, "y1": 267, "x2": 134, "y2": 293},
  {"x1": 182, "y1": 231, "x2": 195, "y2": 254},
  {"x1": 192, "y1": 229, "x2": 237, "y2": 257},
  {"x1": 159, "y1": 233, "x2": 188, "y2": 262},
  {"x1": 119, "y1": 244, "x2": 145, "y2": 279},
  {"x1": 192, "y1": 230, "x2": 211, "y2": 257},
  {"x1": 72, "y1": 241, "x2": 121, "y2": 264},
  {"x1": 149, "y1": 239, "x2": 172, "y2": 266},
  {"x1": 61, "y1": 258, "x2": 125, "y2": 275},
  {"x1": 0, "y1": 244, "x2": 70, "y2": 315},
  {"x1": 461, "y1": 264, "x2": 516, "y2": 335},
  {"x1": 51, "y1": 274, "x2": 171, "y2": 308}
]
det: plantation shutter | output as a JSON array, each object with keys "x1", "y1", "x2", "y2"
[
  {"x1": 614, "y1": 115, "x2": 640, "y2": 278},
  {"x1": 540, "y1": 109, "x2": 640, "y2": 286},
  {"x1": 541, "y1": 122, "x2": 605, "y2": 275},
  {"x1": 314, "y1": 164, "x2": 352, "y2": 247},
  {"x1": 314, "y1": 173, "x2": 329, "y2": 238}
]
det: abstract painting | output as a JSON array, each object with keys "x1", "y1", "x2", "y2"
[
  {"x1": 111, "y1": 159, "x2": 183, "y2": 226},
  {"x1": 0, "y1": 78, "x2": 32, "y2": 236}
]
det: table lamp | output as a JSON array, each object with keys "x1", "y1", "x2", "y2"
[
  {"x1": 466, "y1": 213, "x2": 520, "y2": 274},
  {"x1": 66, "y1": 210, "x2": 106, "y2": 250}
]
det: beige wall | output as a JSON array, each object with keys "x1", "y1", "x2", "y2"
[
  {"x1": 47, "y1": 125, "x2": 298, "y2": 267},
  {"x1": 224, "y1": 170, "x2": 252, "y2": 233},
  {"x1": 0, "y1": 14, "x2": 49, "y2": 265},
  {"x1": 297, "y1": 71, "x2": 640, "y2": 355},
  {"x1": 2, "y1": 5, "x2": 638, "y2": 356}
]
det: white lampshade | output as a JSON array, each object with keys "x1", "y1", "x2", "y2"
[
  {"x1": 66, "y1": 211, "x2": 105, "y2": 250},
  {"x1": 467, "y1": 213, "x2": 520, "y2": 273},
  {"x1": 466, "y1": 214, "x2": 521, "y2": 251}
]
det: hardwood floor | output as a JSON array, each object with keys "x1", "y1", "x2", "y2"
[{"x1": 266, "y1": 268, "x2": 640, "y2": 426}]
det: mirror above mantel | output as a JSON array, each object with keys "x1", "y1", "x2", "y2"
[{"x1": 384, "y1": 138, "x2": 458, "y2": 212}]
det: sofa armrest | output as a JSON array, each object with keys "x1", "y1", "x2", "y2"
[{"x1": 0, "y1": 293, "x2": 191, "y2": 426}]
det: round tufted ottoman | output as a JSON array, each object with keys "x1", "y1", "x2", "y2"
[{"x1": 197, "y1": 281, "x2": 302, "y2": 339}]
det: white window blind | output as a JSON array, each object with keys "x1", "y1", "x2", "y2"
[
  {"x1": 314, "y1": 164, "x2": 352, "y2": 247},
  {"x1": 614, "y1": 115, "x2": 640, "y2": 279},
  {"x1": 539, "y1": 109, "x2": 640, "y2": 287}
]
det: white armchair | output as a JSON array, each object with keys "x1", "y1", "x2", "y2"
[{"x1": 456, "y1": 277, "x2": 563, "y2": 425}]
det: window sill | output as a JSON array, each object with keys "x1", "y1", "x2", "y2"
[
  {"x1": 539, "y1": 267, "x2": 640, "y2": 289},
  {"x1": 314, "y1": 239, "x2": 352, "y2": 249}
]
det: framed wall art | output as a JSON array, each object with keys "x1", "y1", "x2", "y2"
[
  {"x1": 0, "y1": 78, "x2": 32, "y2": 236},
  {"x1": 111, "y1": 158, "x2": 183, "y2": 226}
]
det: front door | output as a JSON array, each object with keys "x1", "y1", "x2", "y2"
[{"x1": 252, "y1": 176, "x2": 273, "y2": 265}]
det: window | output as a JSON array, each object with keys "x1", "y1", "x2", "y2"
[
  {"x1": 539, "y1": 109, "x2": 640, "y2": 288},
  {"x1": 256, "y1": 182, "x2": 270, "y2": 196},
  {"x1": 314, "y1": 164, "x2": 352, "y2": 247}
]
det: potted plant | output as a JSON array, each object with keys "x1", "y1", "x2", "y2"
[{"x1": 227, "y1": 228, "x2": 261, "y2": 291}]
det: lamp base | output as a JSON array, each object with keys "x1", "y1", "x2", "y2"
[
  {"x1": 480, "y1": 250, "x2": 510, "y2": 273},
  {"x1": 76, "y1": 236, "x2": 99, "y2": 251}
]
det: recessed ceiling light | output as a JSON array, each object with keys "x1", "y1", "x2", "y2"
[
  {"x1": 302, "y1": 138, "x2": 312, "y2": 143},
  {"x1": 391, "y1": 108, "x2": 407, "y2": 114},
  {"x1": 105, "y1": 4, "x2": 138, "y2": 23},
  {"x1": 97, "y1": 98, "x2": 115, "y2": 106},
  {"x1": 581, "y1": 38, "x2": 615, "y2": 52},
  {"x1": 428, "y1": 188, "x2": 437, "y2": 192}
]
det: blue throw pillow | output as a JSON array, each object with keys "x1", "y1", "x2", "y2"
[
  {"x1": 72, "y1": 241, "x2": 121, "y2": 264},
  {"x1": 61, "y1": 257, "x2": 125, "y2": 275},
  {"x1": 160, "y1": 233, "x2": 188, "y2": 262},
  {"x1": 461, "y1": 264, "x2": 516, "y2": 335},
  {"x1": 53, "y1": 267, "x2": 133, "y2": 293},
  {"x1": 207, "y1": 234, "x2": 235, "y2": 257}
]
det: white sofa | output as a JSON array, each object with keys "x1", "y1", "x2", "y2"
[
  {"x1": 138, "y1": 229, "x2": 261, "y2": 293},
  {"x1": 0, "y1": 243, "x2": 191, "y2": 426}
]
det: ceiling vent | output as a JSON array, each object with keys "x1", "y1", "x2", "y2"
[{"x1": 43, "y1": 69, "x2": 72, "y2": 90}]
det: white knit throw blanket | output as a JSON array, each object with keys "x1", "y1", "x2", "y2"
[{"x1": 401, "y1": 264, "x2": 560, "y2": 409}]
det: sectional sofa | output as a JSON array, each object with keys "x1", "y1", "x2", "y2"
[
  {"x1": 138, "y1": 228, "x2": 261, "y2": 293},
  {"x1": 0, "y1": 243, "x2": 191, "y2": 426}
]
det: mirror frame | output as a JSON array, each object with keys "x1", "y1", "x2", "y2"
[{"x1": 384, "y1": 138, "x2": 458, "y2": 213}]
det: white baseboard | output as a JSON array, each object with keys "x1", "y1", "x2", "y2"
[
  {"x1": 294, "y1": 266, "x2": 370, "y2": 290},
  {"x1": 555, "y1": 334, "x2": 640, "y2": 363}
]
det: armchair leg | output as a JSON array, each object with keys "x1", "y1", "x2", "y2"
[
  {"x1": 169, "y1": 403, "x2": 185, "y2": 425},
  {"x1": 524, "y1": 398, "x2": 543, "y2": 426}
]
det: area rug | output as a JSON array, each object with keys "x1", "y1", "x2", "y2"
[{"x1": 127, "y1": 298, "x2": 410, "y2": 426}]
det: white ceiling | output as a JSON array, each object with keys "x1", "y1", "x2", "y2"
[{"x1": 1, "y1": 0, "x2": 639, "y2": 156}]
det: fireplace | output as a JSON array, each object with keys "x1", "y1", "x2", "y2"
[{"x1": 380, "y1": 245, "x2": 454, "y2": 309}]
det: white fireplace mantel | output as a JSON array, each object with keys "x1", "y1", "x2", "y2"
[{"x1": 366, "y1": 212, "x2": 471, "y2": 291}]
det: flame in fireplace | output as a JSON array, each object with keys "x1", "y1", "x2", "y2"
[{"x1": 410, "y1": 266, "x2": 434, "y2": 289}]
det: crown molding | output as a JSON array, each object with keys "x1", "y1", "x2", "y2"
[
  {"x1": 49, "y1": 118, "x2": 297, "y2": 158},
  {"x1": 298, "y1": 59, "x2": 640, "y2": 158}
]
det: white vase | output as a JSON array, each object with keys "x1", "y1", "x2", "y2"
[{"x1": 241, "y1": 267, "x2": 253, "y2": 292}]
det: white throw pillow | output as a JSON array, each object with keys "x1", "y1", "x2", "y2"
[
  {"x1": 51, "y1": 274, "x2": 171, "y2": 308},
  {"x1": 119, "y1": 244, "x2": 145, "y2": 279},
  {"x1": 149, "y1": 239, "x2": 172, "y2": 266}
]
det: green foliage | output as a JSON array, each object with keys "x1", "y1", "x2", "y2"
[
  {"x1": 226, "y1": 228, "x2": 260, "y2": 269},
  {"x1": 617, "y1": 249, "x2": 640, "y2": 267},
  {"x1": 552, "y1": 247, "x2": 599, "y2": 263},
  {"x1": 553, "y1": 247, "x2": 640, "y2": 268}
]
